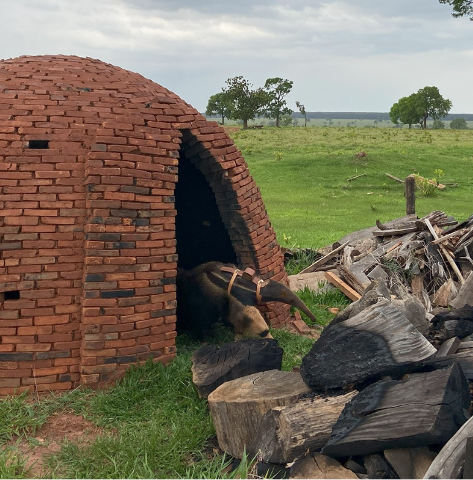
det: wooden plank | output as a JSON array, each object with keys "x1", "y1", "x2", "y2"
[
  {"x1": 324, "y1": 271, "x2": 361, "y2": 301},
  {"x1": 299, "y1": 242, "x2": 348, "y2": 274}
]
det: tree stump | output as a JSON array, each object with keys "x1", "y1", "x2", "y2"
[
  {"x1": 322, "y1": 363, "x2": 470, "y2": 458},
  {"x1": 207, "y1": 370, "x2": 311, "y2": 459},
  {"x1": 191, "y1": 338, "x2": 283, "y2": 398},
  {"x1": 247, "y1": 391, "x2": 357, "y2": 464}
]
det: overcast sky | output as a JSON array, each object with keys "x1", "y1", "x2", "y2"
[{"x1": 2, "y1": 0, "x2": 472, "y2": 113}]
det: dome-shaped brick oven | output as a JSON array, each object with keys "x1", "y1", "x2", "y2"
[{"x1": 0, "y1": 55, "x2": 290, "y2": 394}]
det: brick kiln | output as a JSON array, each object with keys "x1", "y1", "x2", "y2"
[{"x1": 0, "y1": 55, "x2": 290, "y2": 394}]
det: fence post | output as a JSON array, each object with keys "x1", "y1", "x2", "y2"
[{"x1": 405, "y1": 175, "x2": 416, "y2": 215}]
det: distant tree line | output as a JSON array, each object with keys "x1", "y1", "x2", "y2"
[{"x1": 205, "y1": 76, "x2": 294, "y2": 128}]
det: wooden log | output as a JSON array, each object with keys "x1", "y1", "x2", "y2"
[
  {"x1": 191, "y1": 338, "x2": 283, "y2": 398},
  {"x1": 300, "y1": 300, "x2": 437, "y2": 391},
  {"x1": 364, "y1": 453, "x2": 398, "y2": 479},
  {"x1": 324, "y1": 271, "x2": 361, "y2": 301},
  {"x1": 290, "y1": 453, "x2": 358, "y2": 479},
  {"x1": 384, "y1": 447, "x2": 437, "y2": 479},
  {"x1": 450, "y1": 272, "x2": 473, "y2": 309},
  {"x1": 406, "y1": 174, "x2": 416, "y2": 215},
  {"x1": 422, "y1": 415, "x2": 473, "y2": 479},
  {"x1": 322, "y1": 363, "x2": 471, "y2": 458},
  {"x1": 432, "y1": 278, "x2": 459, "y2": 307},
  {"x1": 436, "y1": 337, "x2": 462, "y2": 357},
  {"x1": 208, "y1": 370, "x2": 311, "y2": 459},
  {"x1": 248, "y1": 391, "x2": 357, "y2": 463},
  {"x1": 430, "y1": 305, "x2": 473, "y2": 342}
]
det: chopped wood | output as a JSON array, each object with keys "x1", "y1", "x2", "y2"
[
  {"x1": 432, "y1": 278, "x2": 459, "y2": 307},
  {"x1": 324, "y1": 271, "x2": 361, "y2": 301},
  {"x1": 322, "y1": 363, "x2": 470, "y2": 458},
  {"x1": 290, "y1": 453, "x2": 358, "y2": 479},
  {"x1": 435, "y1": 337, "x2": 461, "y2": 357},
  {"x1": 299, "y1": 241, "x2": 348, "y2": 274},
  {"x1": 248, "y1": 391, "x2": 357, "y2": 464},
  {"x1": 423, "y1": 415, "x2": 473, "y2": 480},
  {"x1": 300, "y1": 300, "x2": 437, "y2": 391},
  {"x1": 384, "y1": 447, "x2": 436, "y2": 479},
  {"x1": 363, "y1": 453, "x2": 398, "y2": 479},
  {"x1": 208, "y1": 370, "x2": 311, "y2": 459},
  {"x1": 191, "y1": 338, "x2": 283, "y2": 398},
  {"x1": 450, "y1": 271, "x2": 473, "y2": 308},
  {"x1": 337, "y1": 265, "x2": 367, "y2": 295},
  {"x1": 463, "y1": 437, "x2": 473, "y2": 479}
]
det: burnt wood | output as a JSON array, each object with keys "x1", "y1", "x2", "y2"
[
  {"x1": 322, "y1": 363, "x2": 471, "y2": 458},
  {"x1": 430, "y1": 305, "x2": 473, "y2": 342},
  {"x1": 191, "y1": 338, "x2": 283, "y2": 398},
  {"x1": 300, "y1": 300, "x2": 437, "y2": 391},
  {"x1": 247, "y1": 391, "x2": 357, "y2": 464}
]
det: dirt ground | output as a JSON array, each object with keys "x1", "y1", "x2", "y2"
[{"x1": 11, "y1": 412, "x2": 104, "y2": 478}]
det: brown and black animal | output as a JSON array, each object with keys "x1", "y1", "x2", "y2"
[{"x1": 176, "y1": 261, "x2": 316, "y2": 340}]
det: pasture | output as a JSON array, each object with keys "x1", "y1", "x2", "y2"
[{"x1": 228, "y1": 126, "x2": 473, "y2": 248}]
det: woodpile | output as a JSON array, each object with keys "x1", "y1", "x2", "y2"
[{"x1": 190, "y1": 211, "x2": 473, "y2": 479}]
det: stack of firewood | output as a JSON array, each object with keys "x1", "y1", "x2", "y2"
[{"x1": 190, "y1": 211, "x2": 473, "y2": 479}]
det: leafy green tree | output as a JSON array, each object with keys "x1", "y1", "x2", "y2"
[
  {"x1": 439, "y1": 0, "x2": 473, "y2": 19},
  {"x1": 390, "y1": 87, "x2": 452, "y2": 129},
  {"x1": 295, "y1": 101, "x2": 307, "y2": 127},
  {"x1": 389, "y1": 94, "x2": 422, "y2": 129},
  {"x1": 263, "y1": 77, "x2": 293, "y2": 127},
  {"x1": 432, "y1": 119, "x2": 446, "y2": 129},
  {"x1": 415, "y1": 86, "x2": 452, "y2": 129},
  {"x1": 222, "y1": 76, "x2": 269, "y2": 129},
  {"x1": 450, "y1": 118, "x2": 468, "y2": 129},
  {"x1": 205, "y1": 92, "x2": 233, "y2": 125}
]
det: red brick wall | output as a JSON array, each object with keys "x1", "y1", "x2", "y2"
[{"x1": 0, "y1": 55, "x2": 289, "y2": 394}]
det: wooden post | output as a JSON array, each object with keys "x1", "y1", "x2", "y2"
[{"x1": 405, "y1": 175, "x2": 416, "y2": 215}]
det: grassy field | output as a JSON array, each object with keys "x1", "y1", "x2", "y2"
[{"x1": 227, "y1": 126, "x2": 473, "y2": 248}]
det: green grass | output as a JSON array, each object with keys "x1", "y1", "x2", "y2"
[
  {"x1": 228, "y1": 126, "x2": 473, "y2": 248},
  {"x1": 0, "y1": 329, "x2": 317, "y2": 479}
]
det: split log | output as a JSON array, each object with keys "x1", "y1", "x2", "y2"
[
  {"x1": 432, "y1": 278, "x2": 459, "y2": 307},
  {"x1": 392, "y1": 295, "x2": 430, "y2": 335},
  {"x1": 436, "y1": 337, "x2": 461, "y2": 357},
  {"x1": 290, "y1": 452, "x2": 358, "y2": 479},
  {"x1": 300, "y1": 300, "x2": 437, "y2": 391},
  {"x1": 430, "y1": 305, "x2": 473, "y2": 342},
  {"x1": 248, "y1": 391, "x2": 357, "y2": 464},
  {"x1": 191, "y1": 338, "x2": 283, "y2": 398},
  {"x1": 450, "y1": 273, "x2": 473, "y2": 309},
  {"x1": 422, "y1": 415, "x2": 473, "y2": 479},
  {"x1": 208, "y1": 370, "x2": 311, "y2": 459},
  {"x1": 384, "y1": 447, "x2": 437, "y2": 479},
  {"x1": 322, "y1": 363, "x2": 471, "y2": 458},
  {"x1": 363, "y1": 453, "x2": 398, "y2": 479}
]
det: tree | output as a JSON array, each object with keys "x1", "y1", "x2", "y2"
[
  {"x1": 263, "y1": 77, "x2": 293, "y2": 127},
  {"x1": 390, "y1": 87, "x2": 452, "y2": 130},
  {"x1": 439, "y1": 0, "x2": 473, "y2": 20},
  {"x1": 432, "y1": 119, "x2": 446, "y2": 129},
  {"x1": 415, "y1": 86, "x2": 452, "y2": 129},
  {"x1": 222, "y1": 76, "x2": 269, "y2": 129},
  {"x1": 450, "y1": 118, "x2": 468, "y2": 129},
  {"x1": 205, "y1": 92, "x2": 233, "y2": 125},
  {"x1": 295, "y1": 101, "x2": 307, "y2": 127},
  {"x1": 389, "y1": 94, "x2": 422, "y2": 129}
]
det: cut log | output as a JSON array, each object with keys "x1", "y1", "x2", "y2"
[
  {"x1": 436, "y1": 337, "x2": 461, "y2": 357},
  {"x1": 432, "y1": 278, "x2": 459, "y2": 307},
  {"x1": 208, "y1": 370, "x2": 311, "y2": 459},
  {"x1": 430, "y1": 305, "x2": 473, "y2": 342},
  {"x1": 322, "y1": 363, "x2": 471, "y2": 458},
  {"x1": 248, "y1": 391, "x2": 357, "y2": 464},
  {"x1": 290, "y1": 452, "x2": 358, "y2": 479},
  {"x1": 191, "y1": 338, "x2": 283, "y2": 398},
  {"x1": 422, "y1": 415, "x2": 473, "y2": 479},
  {"x1": 300, "y1": 300, "x2": 437, "y2": 391},
  {"x1": 384, "y1": 447, "x2": 437, "y2": 479},
  {"x1": 391, "y1": 294, "x2": 429, "y2": 335},
  {"x1": 450, "y1": 273, "x2": 473, "y2": 309}
]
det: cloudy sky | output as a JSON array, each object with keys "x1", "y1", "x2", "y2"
[{"x1": 2, "y1": 0, "x2": 472, "y2": 113}]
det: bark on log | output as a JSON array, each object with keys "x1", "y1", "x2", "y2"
[
  {"x1": 191, "y1": 338, "x2": 283, "y2": 398},
  {"x1": 300, "y1": 300, "x2": 437, "y2": 391},
  {"x1": 423, "y1": 415, "x2": 473, "y2": 479},
  {"x1": 323, "y1": 363, "x2": 471, "y2": 458},
  {"x1": 208, "y1": 370, "x2": 311, "y2": 459},
  {"x1": 248, "y1": 391, "x2": 357, "y2": 464}
]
